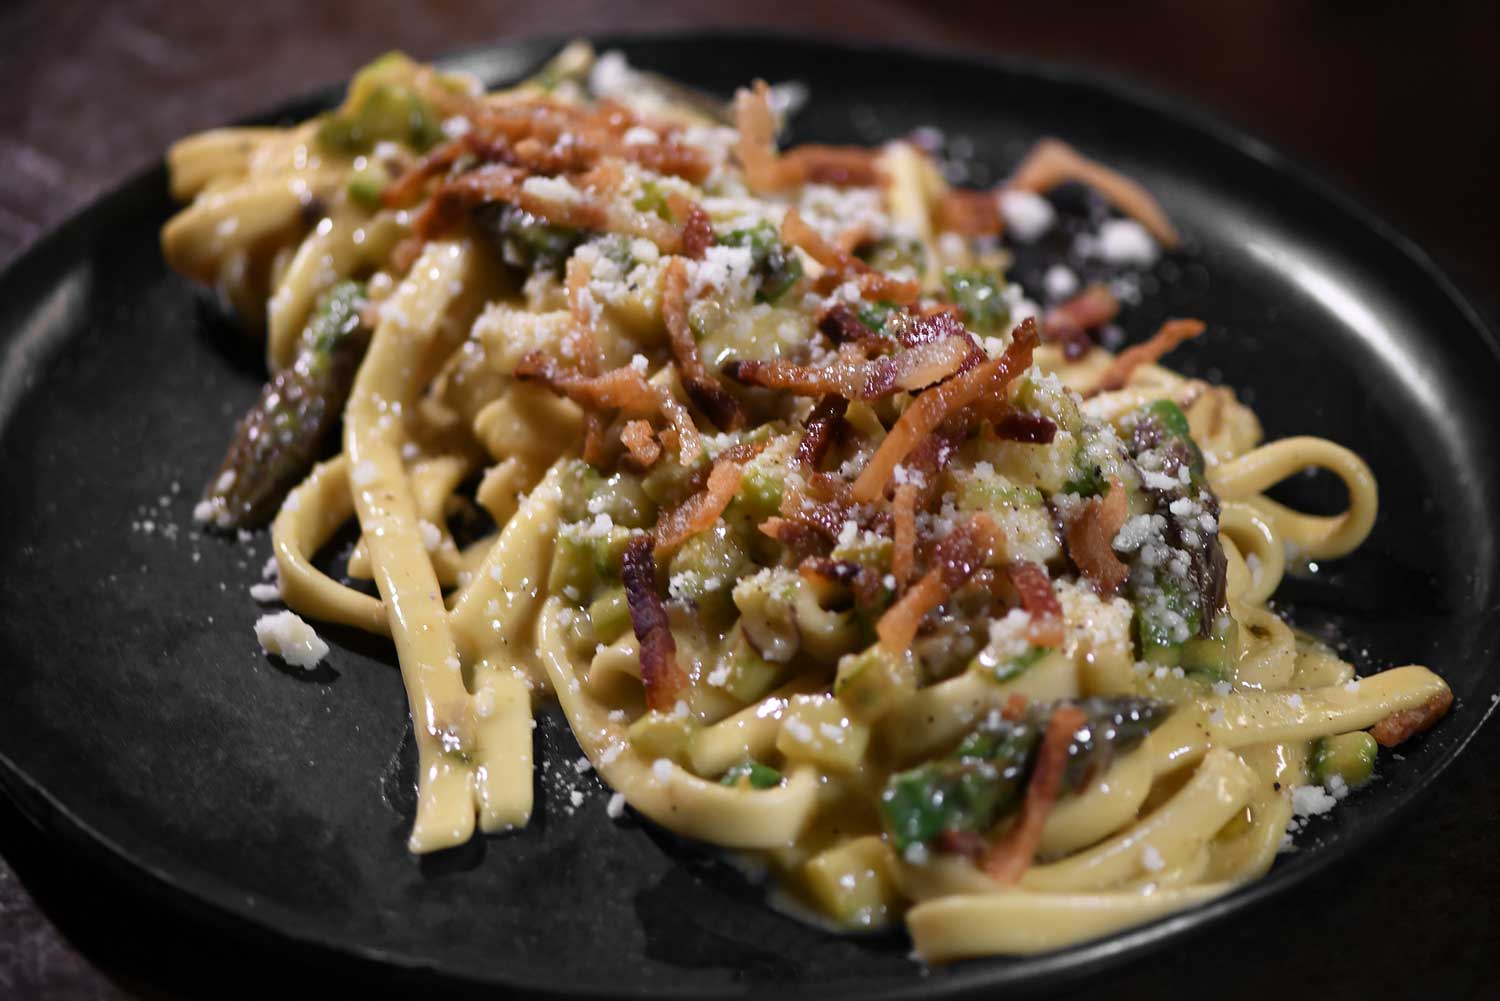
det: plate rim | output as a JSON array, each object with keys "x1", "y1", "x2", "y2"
[{"x1": 1, "y1": 27, "x2": 1497, "y2": 1000}]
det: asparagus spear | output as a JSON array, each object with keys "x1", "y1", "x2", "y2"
[
  {"x1": 196, "y1": 280, "x2": 369, "y2": 529},
  {"x1": 879, "y1": 696, "x2": 1168, "y2": 853},
  {"x1": 1120, "y1": 399, "x2": 1231, "y2": 670}
]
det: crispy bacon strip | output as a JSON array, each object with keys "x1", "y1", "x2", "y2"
[
  {"x1": 1064, "y1": 476, "x2": 1131, "y2": 597},
  {"x1": 775, "y1": 485, "x2": 853, "y2": 543},
  {"x1": 415, "y1": 159, "x2": 685, "y2": 252},
  {"x1": 413, "y1": 163, "x2": 528, "y2": 239},
  {"x1": 654, "y1": 456, "x2": 745, "y2": 556},
  {"x1": 796, "y1": 396, "x2": 849, "y2": 469},
  {"x1": 660, "y1": 257, "x2": 744, "y2": 430},
  {"x1": 1370, "y1": 689, "x2": 1453, "y2": 747},
  {"x1": 624, "y1": 136, "x2": 712, "y2": 185},
  {"x1": 725, "y1": 336, "x2": 972, "y2": 402},
  {"x1": 936, "y1": 188, "x2": 1004, "y2": 236},
  {"x1": 514, "y1": 352, "x2": 701, "y2": 463},
  {"x1": 1007, "y1": 560, "x2": 1065, "y2": 647},
  {"x1": 895, "y1": 310, "x2": 968, "y2": 349},
  {"x1": 901, "y1": 415, "x2": 969, "y2": 507},
  {"x1": 470, "y1": 95, "x2": 712, "y2": 183},
  {"x1": 781, "y1": 209, "x2": 921, "y2": 305},
  {"x1": 818, "y1": 303, "x2": 891, "y2": 353},
  {"x1": 563, "y1": 255, "x2": 605, "y2": 375},
  {"x1": 1008, "y1": 138, "x2": 1180, "y2": 247},
  {"x1": 1086, "y1": 319, "x2": 1207, "y2": 397},
  {"x1": 758, "y1": 517, "x2": 829, "y2": 560},
  {"x1": 622, "y1": 536, "x2": 686, "y2": 712},
  {"x1": 564, "y1": 257, "x2": 609, "y2": 463},
  {"x1": 732, "y1": 81, "x2": 783, "y2": 192},
  {"x1": 983, "y1": 704, "x2": 1087, "y2": 883},
  {"x1": 780, "y1": 144, "x2": 882, "y2": 187},
  {"x1": 620, "y1": 420, "x2": 661, "y2": 468},
  {"x1": 877, "y1": 515, "x2": 999, "y2": 652},
  {"x1": 853, "y1": 317, "x2": 1039, "y2": 503},
  {"x1": 993, "y1": 412, "x2": 1058, "y2": 444},
  {"x1": 665, "y1": 192, "x2": 716, "y2": 260},
  {"x1": 1043, "y1": 283, "x2": 1118, "y2": 361},
  {"x1": 382, "y1": 136, "x2": 476, "y2": 209},
  {"x1": 733, "y1": 81, "x2": 880, "y2": 192},
  {"x1": 891, "y1": 483, "x2": 918, "y2": 588}
]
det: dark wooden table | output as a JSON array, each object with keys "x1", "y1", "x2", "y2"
[{"x1": 3, "y1": 1, "x2": 1497, "y2": 998}]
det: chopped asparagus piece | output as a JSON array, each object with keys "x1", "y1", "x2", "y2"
[
  {"x1": 720, "y1": 222, "x2": 804, "y2": 303},
  {"x1": 198, "y1": 280, "x2": 368, "y2": 528},
  {"x1": 1311, "y1": 732, "x2": 1378, "y2": 789},
  {"x1": 720, "y1": 759, "x2": 783, "y2": 789},
  {"x1": 879, "y1": 696, "x2": 1169, "y2": 852},
  {"x1": 942, "y1": 267, "x2": 1009, "y2": 334}
]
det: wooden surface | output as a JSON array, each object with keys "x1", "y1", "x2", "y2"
[{"x1": 2, "y1": 1, "x2": 1497, "y2": 998}]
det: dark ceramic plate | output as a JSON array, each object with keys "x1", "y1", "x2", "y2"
[{"x1": 1, "y1": 32, "x2": 1496, "y2": 1001}]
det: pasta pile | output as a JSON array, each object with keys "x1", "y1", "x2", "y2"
[{"x1": 161, "y1": 43, "x2": 1451, "y2": 960}]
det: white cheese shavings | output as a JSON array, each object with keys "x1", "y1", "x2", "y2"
[
  {"x1": 253, "y1": 611, "x2": 329, "y2": 669},
  {"x1": 606, "y1": 792, "x2": 627, "y2": 819},
  {"x1": 1290, "y1": 784, "x2": 1339, "y2": 817},
  {"x1": 351, "y1": 460, "x2": 378, "y2": 487},
  {"x1": 249, "y1": 582, "x2": 281, "y2": 603},
  {"x1": 999, "y1": 189, "x2": 1055, "y2": 242},
  {"x1": 1044, "y1": 264, "x2": 1079, "y2": 301},
  {"x1": 1141, "y1": 844, "x2": 1166, "y2": 872},
  {"x1": 418, "y1": 519, "x2": 442, "y2": 552},
  {"x1": 520, "y1": 174, "x2": 581, "y2": 204},
  {"x1": 1091, "y1": 219, "x2": 1158, "y2": 266}
]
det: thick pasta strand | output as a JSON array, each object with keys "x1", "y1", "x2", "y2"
[{"x1": 343, "y1": 239, "x2": 491, "y2": 852}]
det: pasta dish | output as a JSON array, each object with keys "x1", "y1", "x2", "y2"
[{"x1": 159, "y1": 43, "x2": 1452, "y2": 961}]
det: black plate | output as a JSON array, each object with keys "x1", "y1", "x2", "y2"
[{"x1": 1, "y1": 32, "x2": 1497, "y2": 1000}]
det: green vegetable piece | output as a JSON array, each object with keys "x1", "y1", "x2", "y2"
[
  {"x1": 835, "y1": 645, "x2": 917, "y2": 722},
  {"x1": 1311, "y1": 732, "x2": 1378, "y2": 789},
  {"x1": 346, "y1": 166, "x2": 388, "y2": 209},
  {"x1": 720, "y1": 760, "x2": 783, "y2": 789},
  {"x1": 549, "y1": 532, "x2": 598, "y2": 602},
  {"x1": 667, "y1": 523, "x2": 750, "y2": 601},
  {"x1": 629, "y1": 711, "x2": 697, "y2": 762},
  {"x1": 588, "y1": 587, "x2": 631, "y2": 645},
  {"x1": 301, "y1": 279, "x2": 367, "y2": 358},
  {"x1": 880, "y1": 716, "x2": 1038, "y2": 851},
  {"x1": 1179, "y1": 617, "x2": 1236, "y2": 681},
  {"x1": 734, "y1": 463, "x2": 784, "y2": 521},
  {"x1": 633, "y1": 179, "x2": 673, "y2": 220},
  {"x1": 1122, "y1": 398, "x2": 1228, "y2": 667},
  {"x1": 478, "y1": 203, "x2": 585, "y2": 276},
  {"x1": 957, "y1": 476, "x2": 1045, "y2": 514},
  {"x1": 316, "y1": 52, "x2": 443, "y2": 154},
  {"x1": 856, "y1": 300, "x2": 901, "y2": 337},
  {"x1": 641, "y1": 453, "x2": 709, "y2": 507},
  {"x1": 199, "y1": 281, "x2": 369, "y2": 528},
  {"x1": 1134, "y1": 575, "x2": 1201, "y2": 667},
  {"x1": 942, "y1": 268, "x2": 1010, "y2": 334},
  {"x1": 857, "y1": 236, "x2": 926, "y2": 277},
  {"x1": 975, "y1": 645, "x2": 1050, "y2": 685},
  {"x1": 1061, "y1": 697, "x2": 1170, "y2": 791},
  {"x1": 720, "y1": 223, "x2": 804, "y2": 303},
  {"x1": 721, "y1": 628, "x2": 786, "y2": 703},
  {"x1": 879, "y1": 697, "x2": 1169, "y2": 851},
  {"x1": 1127, "y1": 399, "x2": 1205, "y2": 484}
]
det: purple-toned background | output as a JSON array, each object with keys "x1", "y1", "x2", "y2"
[{"x1": 3, "y1": 1, "x2": 1497, "y2": 998}]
